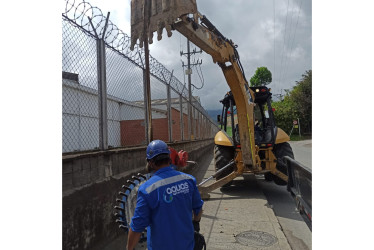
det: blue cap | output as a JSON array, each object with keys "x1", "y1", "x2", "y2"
[{"x1": 146, "y1": 140, "x2": 170, "y2": 160}]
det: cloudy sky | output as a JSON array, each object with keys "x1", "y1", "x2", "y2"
[{"x1": 81, "y1": 0, "x2": 311, "y2": 110}]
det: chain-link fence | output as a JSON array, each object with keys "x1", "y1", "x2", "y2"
[{"x1": 62, "y1": 0, "x2": 219, "y2": 153}]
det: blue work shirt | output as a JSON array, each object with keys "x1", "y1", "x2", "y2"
[{"x1": 130, "y1": 166, "x2": 204, "y2": 250}]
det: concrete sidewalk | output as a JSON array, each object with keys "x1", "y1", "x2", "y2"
[
  {"x1": 196, "y1": 159, "x2": 292, "y2": 250},
  {"x1": 104, "y1": 156, "x2": 293, "y2": 249}
]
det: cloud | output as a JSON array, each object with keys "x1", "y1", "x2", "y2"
[{"x1": 82, "y1": 0, "x2": 311, "y2": 110}]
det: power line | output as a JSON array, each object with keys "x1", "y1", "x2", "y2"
[
  {"x1": 280, "y1": 0, "x2": 297, "y2": 86},
  {"x1": 278, "y1": 0, "x2": 290, "y2": 86},
  {"x1": 283, "y1": 0, "x2": 303, "y2": 86},
  {"x1": 273, "y1": 0, "x2": 276, "y2": 84},
  {"x1": 280, "y1": 0, "x2": 299, "y2": 87},
  {"x1": 181, "y1": 42, "x2": 203, "y2": 92},
  {"x1": 192, "y1": 63, "x2": 204, "y2": 90},
  {"x1": 280, "y1": 0, "x2": 294, "y2": 86}
]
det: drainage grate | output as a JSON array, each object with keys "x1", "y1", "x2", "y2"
[{"x1": 236, "y1": 230, "x2": 278, "y2": 247}]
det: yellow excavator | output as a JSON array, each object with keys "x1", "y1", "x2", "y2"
[
  {"x1": 129, "y1": 0, "x2": 308, "y2": 206},
  {"x1": 213, "y1": 88, "x2": 294, "y2": 188}
]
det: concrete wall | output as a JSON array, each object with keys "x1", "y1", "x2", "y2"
[{"x1": 62, "y1": 139, "x2": 214, "y2": 250}]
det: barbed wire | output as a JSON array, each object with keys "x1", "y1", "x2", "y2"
[{"x1": 62, "y1": 0, "x2": 215, "y2": 123}]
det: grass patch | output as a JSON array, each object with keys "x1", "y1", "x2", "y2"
[{"x1": 290, "y1": 134, "x2": 312, "y2": 141}]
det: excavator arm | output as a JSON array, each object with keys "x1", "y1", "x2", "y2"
[
  {"x1": 173, "y1": 15, "x2": 257, "y2": 171},
  {"x1": 130, "y1": 0, "x2": 259, "y2": 172}
]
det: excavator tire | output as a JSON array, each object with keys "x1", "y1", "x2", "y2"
[
  {"x1": 264, "y1": 172, "x2": 273, "y2": 181},
  {"x1": 214, "y1": 145, "x2": 235, "y2": 187},
  {"x1": 272, "y1": 142, "x2": 294, "y2": 186}
]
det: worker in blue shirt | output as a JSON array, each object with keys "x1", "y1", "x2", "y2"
[{"x1": 127, "y1": 140, "x2": 204, "y2": 250}]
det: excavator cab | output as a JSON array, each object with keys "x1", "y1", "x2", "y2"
[
  {"x1": 217, "y1": 91, "x2": 237, "y2": 144},
  {"x1": 250, "y1": 86, "x2": 277, "y2": 147},
  {"x1": 218, "y1": 86, "x2": 277, "y2": 149}
]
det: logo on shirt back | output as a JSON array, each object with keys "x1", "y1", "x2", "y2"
[
  {"x1": 163, "y1": 192, "x2": 173, "y2": 203},
  {"x1": 163, "y1": 182, "x2": 189, "y2": 203}
]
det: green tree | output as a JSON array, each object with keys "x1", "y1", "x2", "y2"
[
  {"x1": 289, "y1": 70, "x2": 312, "y2": 134},
  {"x1": 272, "y1": 94, "x2": 297, "y2": 133},
  {"x1": 250, "y1": 67, "x2": 272, "y2": 87},
  {"x1": 272, "y1": 70, "x2": 312, "y2": 135}
]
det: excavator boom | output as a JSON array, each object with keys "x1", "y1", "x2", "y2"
[{"x1": 130, "y1": 0, "x2": 257, "y2": 172}]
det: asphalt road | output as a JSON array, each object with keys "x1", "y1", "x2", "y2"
[
  {"x1": 289, "y1": 140, "x2": 312, "y2": 169},
  {"x1": 256, "y1": 140, "x2": 312, "y2": 250}
]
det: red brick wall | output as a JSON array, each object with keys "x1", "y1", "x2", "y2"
[
  {"x1": 120, "y1": 120, "x2": 145, "y2": 146},
  {"x1": 152, "y1": 118, "x2": 169, "y2": 142},
  {"x1": 120, "y1": 108, "x2": 194, "y2": 145},
  {"x1": 120, "y1": 118, "x2": 169, "y2": 146}
]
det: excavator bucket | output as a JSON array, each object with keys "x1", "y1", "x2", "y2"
[{"x1": 130, "y1": 0, "x2": 197, "y2": 50}]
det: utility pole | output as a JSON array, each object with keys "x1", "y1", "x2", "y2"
[
  {"x1": 143, "y1": 0, "x2": 152, "y2": 144},
  {"x1": 181, "y1": 39, "x2": 202, "y2": 140},
  {"x1": 187, "y1": 40, "x2": 192, "y2": 140},
  {"x1": 274, "y1": 89, "x2": 286, "y2": 101}
]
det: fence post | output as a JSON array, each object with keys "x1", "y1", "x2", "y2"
[
  {"x1": 167, "y1": 81, "x2": 172, "y2": 142},
  {"x1": 190, "y1": 105, "x2": 193, "y2": 140},
  {"x1": 210, "y1": 123, "x2": 212, "y2": 138},
  {"x1": 198, "y1": 112, "x2": 201, "y2": 139},
  {"x1": 161, "y1": 71, "x2": 174, "y2": 143},
  {"x1": 143, "y1": 0, "x2": 153, "y2": 145},
  {"x1": 196, "y1": 110, "x2": 199, "y2": 140},
  {"x1": 188, "y1": 103, "x2": 192, "y2": 140},
  {"x1": 192, "y1": 106, "x2": 197, "y2": 140},
  {"x1": 192, "y1": 107, "x2": 197, "y2": 140},
  {"x1": 204, "y1": 116, "x2": 206, "y2": 139},
  {"x1": 89, "y1": 14, "x2": 110, "y2": 151},
  {"x1": 202, "y1": 116, "x2": 204, "y2": 139},
  {"x1": 137, "y1": 51, "x2": 150, "y2": 145},
  {"x1": 205, "y1": 117, "x2": 208, "y2": 139},
  {"x1": 97, "y1": 39, "x2": 108, "y2": 150},
  {"x1": 143, "y1": 69, "x2": 151, "y2": 145},
  {"x1": 180, "y1": 94, "x2": 184, "y2": 141}
]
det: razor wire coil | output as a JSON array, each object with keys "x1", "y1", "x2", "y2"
[{"x1": 63, "y1": 0, "x2": 214, "y2": 120}]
